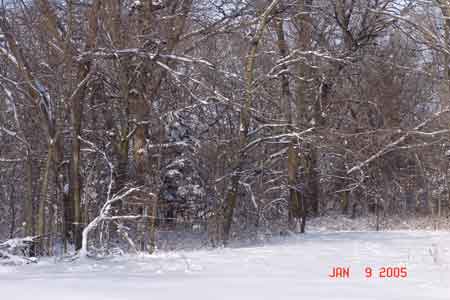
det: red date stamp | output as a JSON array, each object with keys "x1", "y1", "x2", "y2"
[
  {"x1": 365, "y1": 266, "x2": 408, "y2": 278},
  {"x1": 328, "y1": 266, "x2": 408, "y2": 279}
]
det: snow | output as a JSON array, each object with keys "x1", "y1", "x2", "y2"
[
  {"x1": 3, "y1": 87, "x2": 13, "y2": 99},
  {"x1": 0, "y1": 237, "x2": 34, "y2": 249},
  {"x1": 0, "y1": 46, "x2": 18, "y2": 66},
  {"x1": 166, "y1": 158, "x2": 186, "y2": 169},
  {"x1": 308, "y1": 214, "x2": 450, "y2": 232},
  {"x1": 0, "y1": 237, "x2": 36, "y2": 265},
  {"x1": 1, "y1": 231, "x2": 450, "y2": 299},
  {"x1": 178, "y1": 184, "x2": 204, "y2": 197},
  {"x1": 63, "y1": 183, "x2": 69, "y2": 194},
  {"x1": 166, "y1": 169, "x2": 182, "y2": 178}
]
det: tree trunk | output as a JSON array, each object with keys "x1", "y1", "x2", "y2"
[
  {"x1": 25, "y1": 157, "x2": 34, "y2": 237},
  {"x1": 443, "y1": 6, "x2": 450, "y2": 224},
  {"x1": 70, "y1": 89, "x2": 83, "y2": 250},
  {"x1": 295, "y1": 0, "x2": 317, "y2": 221},
  {"x1": 273, "y1": 6, "x2": 304, "y2": 231},
  {"x1": 222, "y1": 0, "x2": 280, "y2": 245},
  {"x1": 37, "y1": 142, "x2": 54, "y2": 255}
]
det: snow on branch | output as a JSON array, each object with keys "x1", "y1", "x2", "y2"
[
  {"x1": 76, "y1": 48, "x2": 155, "y2": 63},
  {"x1": 0, "y1": 157, "x2": 25, "y2": 163},
  {"x1": 155, "y1": 59, "x2": 229, "y2": 106},
  {"x1": 241, "y1": 127, "x2": 314, "y2": 154},
  {"x1": 0, "y1": 45, "x2": 18, "y2": 66},
  {"x1": 80, "y1": 186, "x2": 145, "y2": 257},
  {"x1": 368, "y1": 8, "x2": 449, "y2": 56},
  {"x1": 78, "y1": 136, "x2": 156, "y2": 257},
  {"x1": 158, "y1": 54, "x2": 215, "y2": 68},
  {"x1": 0, "y1": 236, "x2": 35, "y2": 250},
  {"x1": 347, "y1": 108, "x2": 450, "y2": 174},
  {"x1": 247, "y1": 123, "x2": 297, "y2": 137},
  {"x1": 147, "y1": 141, "x2": 192, "y2": 150},
  {"x1": 68, "y1": 70, "x2": 94, "y2": 102},
  {"x1": 267, "y1": 49, "x2": 351, "y2": 78},
  {"x1": 0, "y1": 125, "x2": 31, "y2": 151},
  {"x1": 0, "y1": 236, "x2": 37, "y2": 265},
  {"x1": 77, "y1": 48, "x2": 217, "y2": 68}
]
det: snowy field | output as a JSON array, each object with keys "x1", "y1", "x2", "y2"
[{"x1": 1, "y1": 231, "x2": 450, "y2": 300}]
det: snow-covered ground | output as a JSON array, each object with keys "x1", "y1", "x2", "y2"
[
  {"x1": 307, "y1": 214, "x2": 450, "y2": 232},
  {"x1": 1, "y1": 231, "x2": 450, "y2": 300}
]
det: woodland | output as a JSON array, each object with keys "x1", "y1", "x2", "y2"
[{"x1": 1, "y1": 0, "x2": 450, "y2": 257}]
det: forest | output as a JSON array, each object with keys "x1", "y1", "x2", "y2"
[{"x1": 1, "y1": 0, "x2": 450, "y2": 259}]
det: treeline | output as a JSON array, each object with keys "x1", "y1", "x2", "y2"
[{"x1": 0, "y1": 0, "x2": 450, "y2": 256}]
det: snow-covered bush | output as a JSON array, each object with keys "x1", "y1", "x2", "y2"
[{"x1": 0, "y1": 237, "x2": 37, "y2": 265}]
